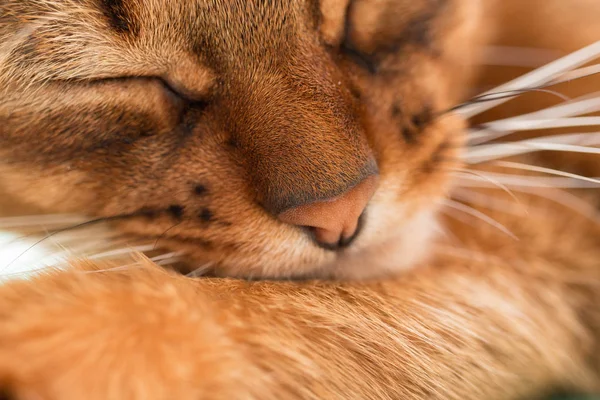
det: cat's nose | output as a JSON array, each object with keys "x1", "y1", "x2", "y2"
[{"x1": 278, "y1": 175, "x2": 379, "y2": 249}]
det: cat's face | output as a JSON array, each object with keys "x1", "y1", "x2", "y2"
[{"x1": 0, "y1": 0, "x2": 483, "y2": 279}]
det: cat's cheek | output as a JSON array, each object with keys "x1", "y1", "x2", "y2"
[{"x1": 0, "y1": 164, "x2": 99, "y2": 213}]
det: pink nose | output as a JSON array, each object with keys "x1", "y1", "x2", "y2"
[{"x1": 278, "y1": 175, "x2": 379, "y2": 248}]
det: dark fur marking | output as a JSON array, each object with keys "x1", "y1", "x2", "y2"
[
  {"x1": 136, "y1": 208, "x2": 159, "y2": 219},
  {"x1": 176, "y1": 112, "x2": 197, "y2": 139},
  {"x1": 309, "y1": 0, "x2": 322, "y2": 31},
  {"x1": 225, "y1": 135, "x2": 241, "y2": 150},
  {"x1": 100, "y1": 0, "x2": 139, "y2": 36},
  {"x1": 411, "y1": 106, "x2": 433, "y2": 129},
  {"x1": 168, "y1": 205, "x2": 185, "y2": 219},
  {"x1": 194, "y1": 184, "x2": 208, "y2": 196},
  {"x1": 396, "y1": 105, "x2": 433, "y2": 144},
  {"x1": 199, "y1": 208, "x2": 214, "y2": 222},
  {"x1": 381, "y1": 0, "x2": 447, "y2": 58}
]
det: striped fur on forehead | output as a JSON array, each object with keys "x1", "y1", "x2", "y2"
[
  {"x1": 0, "y1": 0, "x2": 201, "y2": 87},
  {"x1": 0, "y1": 0, "x2": 321, "y2": 87}
]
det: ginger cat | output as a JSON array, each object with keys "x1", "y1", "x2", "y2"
[{"x1": 0, "y1": 0, "x2": 598, "y2": 398}]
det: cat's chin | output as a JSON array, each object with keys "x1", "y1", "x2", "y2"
[{"x1": 324, "y1": 209, "x2": 441, "y2": 281}]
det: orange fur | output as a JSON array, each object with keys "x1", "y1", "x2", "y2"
[
  {"x1": 0, "y1": 195, "x2": 598, "y2": 399},
  {"x1": 0, "y1": 0, "x2": 599, "y2": 398}
]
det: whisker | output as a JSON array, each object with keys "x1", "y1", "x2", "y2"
[
  {"x1": 42, "y1": 235, "x2": 127, "y2": 263},
  {"x1": 87, "y1": 245, "x2": 157, "y2": 261},
  {"x1": 444, "y1": 87, "x2": 572, "y2": 116},
  {"x1": 468, "y1": 93, "x2": 600, "y2": 144},
  {"x1": 450, "y1": 168, "x2": 522, "y2": 206},
  {"x1": 485, "y1": 116, "x2": 600, "y2": 132},
  {"x1": 450, "y1": 188, "x2": 529, "y2": 217},
  {"x1": 153, "y1": 222, "x2": 184, "y2": 250},
  {"x1": 80, "y1": 263, "x2": 146, "y2": 275},
  {"x1": 549, "y1": 63, "x2": 600, "y2": 85},
  {"x1": 505, "y1": 186, "x2": 600, "y2": 224},
  {"x1": 491, "y1": 161, "x2": 600, "y2": 185},
  {"x1": 432, "y1": 223, "x2": 463, "y2": 245},
  {"x1": 0, "y1": 214, "x2": 85, "y2": 229},
  {"x1": 151, "y1": 252, "x2": 185, "y2": 266},
  {"x1": 1, "y1": 210, "x2": 157, "y2": 271},
  {"x1": 439, "y1": 207, "x2": 480, "y2": 229},
  {"x1": 439, "y1": 199, "x2": 519, "y2": 240},
  {"x1": 457, "y1": 173, "x2": 600, "y2": 189},
  {"x1": 464, "y1": 133, "x2": 600, "y2": 163},
  {"x1": 457, "y1": 40, "x2": 600, "y2": 118},
  {"x1": 187, "y1": 262, "x2": 215, "y2": 278}
]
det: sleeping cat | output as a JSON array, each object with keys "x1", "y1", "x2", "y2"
[{"x1": 0, "y1": 0, "x2": 598, "y2": 398}]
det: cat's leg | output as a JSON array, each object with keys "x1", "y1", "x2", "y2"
[{"x1": 0, "y1": 240, "x2": 597, "y2": 400}]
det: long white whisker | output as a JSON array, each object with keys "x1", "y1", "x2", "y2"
[
  {"x1": 457, "y1": 40, "x2": 600, "y2": 118},
  {"x1": 87, "y1": 245, "x2": 157, "y2": 260},
  {"x1": 150, "y1": 252, "x2": 184, "y2": 263},
  {"x1": 187, "y1": 262, "x2": 215, "y2": 277},
  {"x1": 155, "y1": 258, "x2": 183, "y2": 266},
  {"x1": 464, "y1": 133, "x2": 600, "y2": 163},
  {"x1": 550, "y1": 64, "x2": 600, "y2": 85},
  {"x1": 439, "y1": 199, "x2": 519, "y2": 240},
  {"x1": 450, "y1": 188, "x2": 529, "y2": 217},
  {"x1": 80, "y1": 263, "x2": 145, "y2": 275},
  {"x1": 505, "y1": 186, "x2": 600, "y2": 224},
  {"x1": 0, "y1": 214, "x2": 86, "y2": 229},
  {"x1": 468, "y1": 93, "x2": 600, "y2": 144},
  {"x1": 457, "y1": 173, "x2": 600, "y2": 188},
  {"x1": 43, "y1": 237, "x2": 126, "y2": 263},
  {"x1": 450, "y1": 169, "x2": 522, "y2": 205},
  {"x1": 491, "y1": 161, "x2": 600, "y2": 185},
  {"x1": 485, "y1": 117, "x2": 600, "y2": 132}
]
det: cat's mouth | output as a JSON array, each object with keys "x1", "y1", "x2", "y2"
[{"x1": 320, "y1": 205, "x2": 442, "y2": 280}]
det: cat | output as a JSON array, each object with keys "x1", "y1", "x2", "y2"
[{"x1": 0, "y1": 0, "x2": 598, "y2": 398}]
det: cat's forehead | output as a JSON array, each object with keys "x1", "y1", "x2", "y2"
[
  {"x1": 100, "y1": 0, "x2": 314, "y2": 45},
  {"x1": 1, "y1": 0, "x2": 323, "y2": 86}
]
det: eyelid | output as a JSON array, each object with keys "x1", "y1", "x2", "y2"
[
  {"x1": 164, "y1": 63, "x2": 216, "y2": 103},
  {"x1": 82, "y1": 75, "x2": 210, "y2": 106},
  {"x1": 160, "y1": 75, "x2": 212, "y2": 104},
  {"x1": 339, "y1": 1, "x2": 378, "y2": 74},
  {"x1": 340, "y1": 38, "x2": 378, "y2": 74}
]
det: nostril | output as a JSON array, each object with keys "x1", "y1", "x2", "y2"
[
  {"x1": 306, "y1": 212, "x2": 366, "y2": 250},
  {"x1": 278, "y1": 175, "x2": 379, "y2": 250}
]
